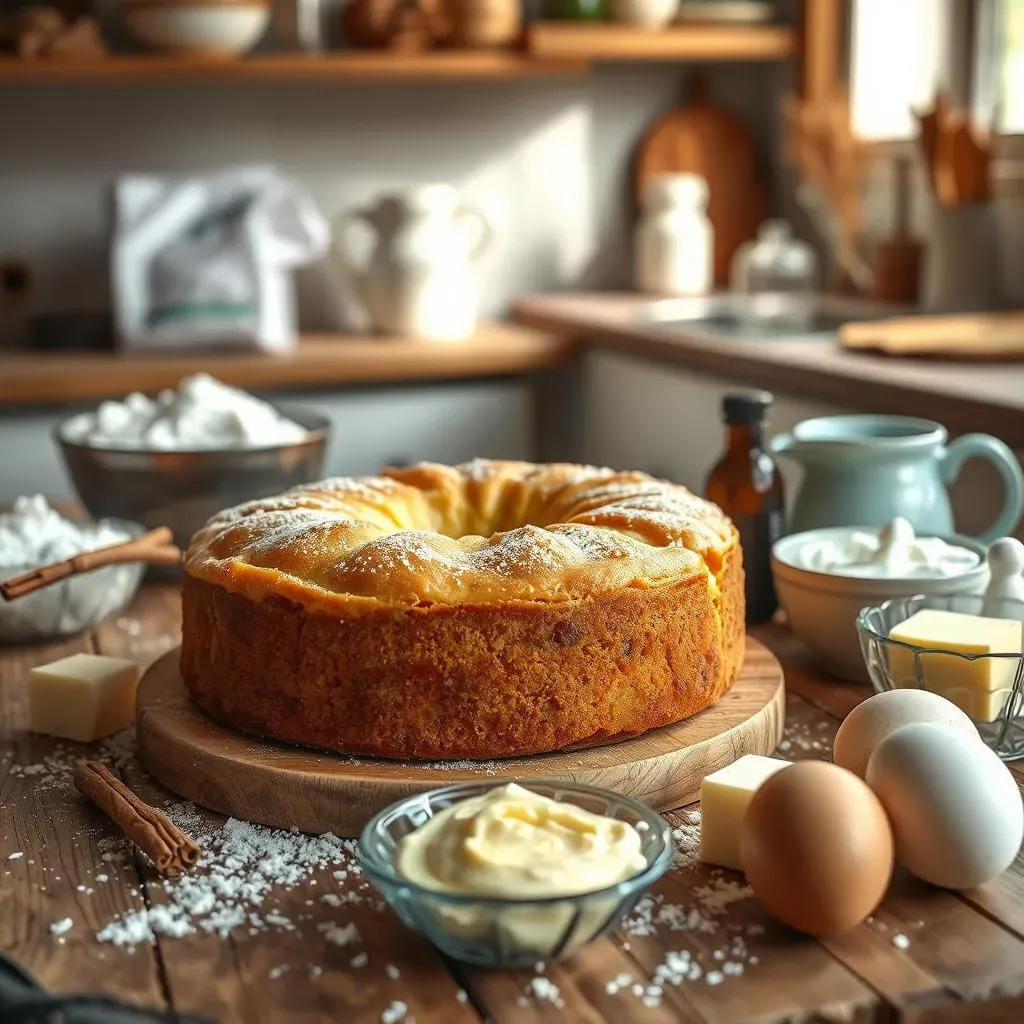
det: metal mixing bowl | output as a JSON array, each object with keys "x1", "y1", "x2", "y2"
[{"x1": 54, "y1": 406, "x2": 330, "y2": 555}]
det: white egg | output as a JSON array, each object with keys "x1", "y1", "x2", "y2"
[
  {"x1": 834, "y1": 689, "x2": 978, "y2": 779},
  {"x1": 866, "y1": 722, "x2": 1023, "y2": 889}
]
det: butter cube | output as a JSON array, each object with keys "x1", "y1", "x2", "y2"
[
  {"x1": 888, "y1": 609, "x2": 1023, "y2": 722},
  {"x1": 699, "y1": 754, "x2": 792, "y2": 870},
  {"x1": 28, "y1": 654, "x2": 139, "y2": 742}
]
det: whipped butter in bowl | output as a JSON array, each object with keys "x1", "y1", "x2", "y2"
[
  {"x1": 357, "y1": 781, "x2": 671, "y2": 967},
  {"x1": 772, "y1": 519, "x2": 989, "y2": 683}
]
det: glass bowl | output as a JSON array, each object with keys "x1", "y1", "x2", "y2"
[
  {"x1": 356, "y1": 780, "x2": 672, "y2": 968},
  {"x1": 0, "y1": 518, "x2": 147, "y2": 644},
  {"x1": 857, "y1": 593, "x2": 1024, "y2": 761}
]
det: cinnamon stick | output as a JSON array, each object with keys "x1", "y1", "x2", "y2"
[
  {"x1": 74, "y1": 761, "x2": 200, "y2": 876},
  {"x1": 1, "y1": 527, "x2": 181, "y2": 602}
]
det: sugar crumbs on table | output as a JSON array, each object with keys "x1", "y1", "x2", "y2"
[
  {"x1": 320, "y1": 922, "x2": 360, "y2": 948},
  {"x1": 605, "y1": 972, "x2": 633, "y2": 995},
  {"x1": 350, "y1": 953, "x2": 369, "y2": 969},
  {"x1": 309, "y1": 966, "x2": 323, "y2": 979},
  {"x1": 96, "y1": 812, "x2": 362, "y2": 948},
  {"x1": 706, "y1": 970, "x2": 725, "y2": 986},
  {"x1": 322, "y1": 893, "x2": 343, "y2": 908},
  {"x1": 268, "y1": 964, "x2": 290, "y2": 980},
  {"x1": 385, "y1": 964, "x2": 401, "y2": 980},
  {"x1": 455, "y1": 990, "x2": 468, "y2": 1004},
  {"x1": 527, "y1": 978, "x2": 563, "y2": 1008},
  {"x1": 8, "y1": 852, "x2": 23, "y2": 860},
  {"x1": 893, "y1": 933, "x2": 911, "y2": 950},
  {"x1": 50, "y1": 918, "x2": 73, "y2": 935},
  {"x1": 380, "y1": 1001, "x2": 408, "y2": 1024}
]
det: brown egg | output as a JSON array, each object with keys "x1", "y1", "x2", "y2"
[{"x1": 740, "y1": 761, "x2": 894, "y2": 936}]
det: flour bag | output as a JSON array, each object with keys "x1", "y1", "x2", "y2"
[{"x1": 112, "y1": 166, "x2": 329, "y2": 353}]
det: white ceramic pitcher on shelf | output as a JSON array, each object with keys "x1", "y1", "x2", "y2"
[{"x1": 331, "y1": 184, "x2": 493, "y2": 341}]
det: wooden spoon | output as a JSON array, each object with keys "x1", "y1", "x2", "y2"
[{"x1": 1, "y1": 526, "x2": 182, "y2": 602}]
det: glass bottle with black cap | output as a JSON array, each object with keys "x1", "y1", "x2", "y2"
[{"x1": 704, "y1": 390, "x2": 785, "y2": 624}]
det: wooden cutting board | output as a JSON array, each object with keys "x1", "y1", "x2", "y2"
[
  {"x1": 634, "y1": 75, "x2": 768, "y2": 286},
  {"x1": 840, "y1": 312, "x2": 1024, "y2": 358},
  {"x1": 137, "y1": 639, "x2": 785, "y2": 836}
]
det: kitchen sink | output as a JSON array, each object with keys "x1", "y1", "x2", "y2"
[{"x1": 635, "y1": 294, "x2": 901, "y2": 341}]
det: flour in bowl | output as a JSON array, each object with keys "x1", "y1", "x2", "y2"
[
  {"x1": 0, "y1": 495, "x2": 131, "y2": 568},
  {"x1": 59, "y1": 373, "x2": 309, "y2": 451}
]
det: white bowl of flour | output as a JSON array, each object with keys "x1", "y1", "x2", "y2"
[{"x1": 0, "y1": 496, "x2": 146, "y2": 642}]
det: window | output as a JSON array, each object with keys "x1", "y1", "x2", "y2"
[
  {"x1": 848, "y1": 0, "x2": 1024, "y2": 142},
  {"x1": 999, "y1": 0, "x2": 1024, "y2": 131}
]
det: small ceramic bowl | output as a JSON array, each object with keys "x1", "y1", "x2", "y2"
[
  {"x1": 858, "y1": 593, "x2": 1024, "y2": 761},
  {"x1": 772, "y1": 527, "x2": 988, "y2": 683},
  {"x1": 123, "y1": 0, "x2": 270, "y2": 56},
  {"x1": 357, "y1": 780, "x2": 672, "y2": 968}
]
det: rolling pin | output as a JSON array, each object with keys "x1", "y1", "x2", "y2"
[{"x1": 839, "y1": 312, "x2": 1024, "y2": 358}]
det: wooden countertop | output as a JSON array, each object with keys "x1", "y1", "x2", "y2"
[
  {"x1": 3, "y1": 585, "x2": 1024, "y2": 1022},
  {"x1": 515, "y1": 294, "x2": 1024, "y2": 446},
  {"x1": 0, "y1": 323, "x2": 574, "y2": 407}
]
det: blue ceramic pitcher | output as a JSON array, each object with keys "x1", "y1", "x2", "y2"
[{"x1": 771, "y1": 415, "x2": 1024, "y2": 543}]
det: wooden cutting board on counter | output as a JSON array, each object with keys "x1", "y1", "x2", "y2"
[
  {"x1": 840, "y1": 311, "x2": 1024, "y2": 358},
  {"x1": 634, "y1": 74, "x2": 767, "y2": 286},
  {"x1": 136, "y1": 639, "x2": 785, "y2": 836}
]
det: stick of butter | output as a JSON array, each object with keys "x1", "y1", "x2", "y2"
[
  {"x1": 699, "y1": 754, "x2": 792, "y2": 870},
  {"x1": 887, "y1": 609, "x2": 1023, "y2": 722},
  {"x1": 29, "y1": 653, "x2": 140, "y2": 743}
]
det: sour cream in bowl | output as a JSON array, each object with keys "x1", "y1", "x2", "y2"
[{"x1": 772, "y1": 520, "x2": 989, "y2": 683}]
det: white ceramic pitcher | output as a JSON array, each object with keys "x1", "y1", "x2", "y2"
[{"x1": 331, "y1": 184, "x2": 493, "y2": 341}]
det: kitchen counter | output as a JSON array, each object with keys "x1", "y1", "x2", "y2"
[
  {"x1": 515, "y1": 294, "x2": 1024, "y2": 445},
  {"x1": 0, "y1": 323, "x2": 574, "y2": 407},
  {"x1": 3, "y1": 585, "x2": 1024, "y2": 1022}
]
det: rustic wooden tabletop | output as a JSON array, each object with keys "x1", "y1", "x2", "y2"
[{"x1": 2, "y1": 583, "x2": 1024, "y2": 1024}]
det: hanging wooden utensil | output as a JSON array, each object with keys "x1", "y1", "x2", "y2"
[{"x1": 634, "y1": 74, "x2": 767, "y2": 286}]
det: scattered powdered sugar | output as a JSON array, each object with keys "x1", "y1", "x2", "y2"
[
  {"x1": 671, "y1": 810, "x2": 701, "y2": 869},
  {"x1": 8, "y1": 852, "x2": 23, "y2": 860},
  {"x1": 385, "y1": 964, "x2": 401, "y2": 980},
  {"x1": 49, "y1": 917, "x2": 74, "y2": 935},
  {"x1": 350, "y1": 952, "x2": 369, "y2": 969},
  {"x1": 380, "y1": 1001, "x2": 408, "y2": 1023},
  {"x1": 97, "y1": 811, "x2": 365, "y2": 947},
  {"x1": 893, "y1": 933, "x2": 911, "y2": 950},
  {"x1": 320, "y1": 922, "x2": 360, "y2": 948},
  {"x1": 519, "y1": 977, "x2": 563, "y2": 1009}
]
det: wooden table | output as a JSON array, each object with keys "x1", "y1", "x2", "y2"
[{"x1": 3, "y1": 584, "x2": 1024, "y2": 1023}]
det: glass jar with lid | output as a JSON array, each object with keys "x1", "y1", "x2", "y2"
[{"x1": 730, "y1": 220, "x2": 819, "y2": 329}]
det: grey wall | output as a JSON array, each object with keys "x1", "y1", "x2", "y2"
[{"x1": 0, "y1": 62, "x2": 791, "y2": 347}]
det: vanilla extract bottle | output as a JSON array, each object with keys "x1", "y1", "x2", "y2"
[{"x1": 705, "y1": 391, "x2": 785, "y2": 624}]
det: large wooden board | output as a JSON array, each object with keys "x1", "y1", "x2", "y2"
[{"x1": 136, "y1": 639, "x2": 784, "y2": 836}]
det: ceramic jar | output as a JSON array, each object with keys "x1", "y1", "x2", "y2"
[
  {"x1": 331, "y1": 184, "x2": 493, "y2": 342},
  {"x1": 635, "y1": 173, "x2": 713, "y2": 296},
  {"x1": 611, "y1": 0, "x2": 678, "y2": 26}
]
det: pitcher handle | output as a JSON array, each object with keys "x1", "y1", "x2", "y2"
[
  {"x1": 939, "y1": 434, "x2": 1024, "y2": 543},
  {"x1": 455, "y1": 203, "x2": 493, "y2": 265},
  {"x1": 330, "y1": 206, "x2": 374, "y2": 320}
]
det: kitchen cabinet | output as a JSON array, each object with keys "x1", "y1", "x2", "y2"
[{"x1": 0, "y1": 379, "x2": 534, "y2": 503}]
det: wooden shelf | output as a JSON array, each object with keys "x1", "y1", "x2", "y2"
[
  {"x1": 0, "y1": 51, "x2": 586, "y2": 82},
  {"x1": 526, "y1": 22, "x2": 798, "y2": 62},
  {"x1": 0, "y1": 323, "x2": 575, "y2": 406}
]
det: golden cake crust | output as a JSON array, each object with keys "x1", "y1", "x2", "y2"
[{"x1": 181, "y1": 460, "x2": 745, "y2": 760}]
